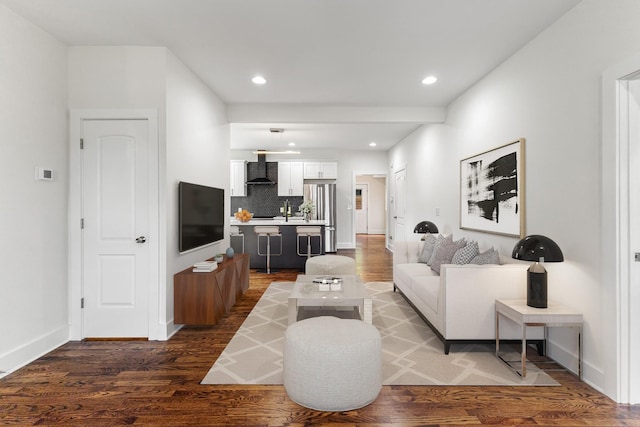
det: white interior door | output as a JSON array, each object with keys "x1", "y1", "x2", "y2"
[
  {"x1": 355, "y1": 184, "x2": 368, "y2": 234},
  {"x1": 81, "y1": 119, "x2": 149, "y2": 338},
  {"x1": 393, "y1": 168, "x2": 407, "y2": 245},
  {"x1": 627, "y1": 78, "x2": 640, "y2": 402}
]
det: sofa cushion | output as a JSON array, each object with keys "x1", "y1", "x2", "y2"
[
  {"x1": 418, "y1": 234, "x2": 437, "y2": 263},
  {"x1": 470, "y1": 247, "x2": 501, "y2": 265},
  {"x1": 430, "y1": 238, "x2": 467, "y2": 274},
  {"x1": 394, "y1": 263, "x2": 435, "y2": 291},
  {"x1": 410, "y1": 274, "x2": 440, "y2": 314},
  {"x1": 452, "y1": 240, "x2": 480, "y2": 265},
  {"x1": 427, "y1": 234, "x2": 447, "y2": 266}
]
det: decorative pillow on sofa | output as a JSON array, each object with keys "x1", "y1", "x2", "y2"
[
  {"x1": 430, "y1": 237, "x2": 467, "y2": 274},
  {"x1": 427, "y1": 234, "x2": 447, "y2": 266},
  {"x1": 469, "y1": 247, "x2": 501, "y2": 265},
  {"x1": 452, "y1": 240, "x2": 479, "y2": 265},
  {"x1": 418, "y1": 234, "x2": 438, "y2": 264}
]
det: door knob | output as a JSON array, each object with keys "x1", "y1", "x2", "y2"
[{"x1": 136, "y1": 236, "x2": 147, "y2": 244}]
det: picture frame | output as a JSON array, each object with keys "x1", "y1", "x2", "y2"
[{"x1": 459, "y1": 138, "x2": 525, "y2": 238}]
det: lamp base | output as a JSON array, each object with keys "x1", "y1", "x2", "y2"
[{"x1": 527, "y1": 262, "x2": 547, "y2": 308}]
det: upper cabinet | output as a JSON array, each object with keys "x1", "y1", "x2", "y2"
[
  {"x1": 278, "y1": 161, "x2": 304, "y2": 196},
  {"x1": 303, "y1": 161, "x2": 338, "y2": 180},
  {"x1": 230, "y1": 160, "x2": 246, "y2": 197}
]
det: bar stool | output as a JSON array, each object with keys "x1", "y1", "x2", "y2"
[
  {"x1": 296, "y1": 226, "x2": 323, "y2": 259},
  {"x1": 230, "y1": 226, "x2": 244, "y2": 253},
  {"x1": 254, "y1": 226, "x2": 282, "y2": 274}
]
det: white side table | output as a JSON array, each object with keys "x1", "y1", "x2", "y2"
[{"x1": 495, "y1": 299, "x2": 583, "y2": 379}]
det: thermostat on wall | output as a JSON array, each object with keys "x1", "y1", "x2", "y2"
[{"x1": 35, "y1": 167, "x2": 53, "y2": 181}]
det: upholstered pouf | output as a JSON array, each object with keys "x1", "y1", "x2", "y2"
[
  {"x1": 305, "y1": 255, "x2": 356, "y2": 275},
  {"x1": 283, "y1": 316, "x2": 382, "y2": 411}
]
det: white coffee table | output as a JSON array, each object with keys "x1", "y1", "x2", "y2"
[{"x1": 288, "y1": 275, "x2": 372, "y2": 325}]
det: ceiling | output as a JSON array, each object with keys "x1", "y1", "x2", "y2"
[{"x1": 1, "y1": 0, "x2": 580, "y2": 151}]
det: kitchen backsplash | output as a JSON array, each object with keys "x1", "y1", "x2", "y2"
[{"x1": 230, "y1": 186, "x2": 303, "y2": 218}]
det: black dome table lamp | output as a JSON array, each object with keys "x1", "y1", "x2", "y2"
[
  {"x1": 511, "y1": 235, "x2": 564, "y2": 308},
  {"x1": 413, "y1": 221, "x2": 439, "y2": 238}
]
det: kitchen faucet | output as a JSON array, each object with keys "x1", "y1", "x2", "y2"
[{"x1": 284, "y1": 199, "x2": 290, "y2": 222}]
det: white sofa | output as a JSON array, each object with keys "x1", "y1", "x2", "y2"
[{"x1": 393, "y1": 240, "x2": 542, "y2": 354}]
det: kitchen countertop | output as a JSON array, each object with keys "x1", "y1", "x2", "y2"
[{"x1": 230, "y1": 217, "x2": 327, "y2": 226}]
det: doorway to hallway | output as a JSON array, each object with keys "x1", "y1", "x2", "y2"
[{"x1": 355, "y1": 174, "x2": 387, "y2": 236}]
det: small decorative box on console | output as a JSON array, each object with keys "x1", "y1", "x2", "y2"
[{"x1": 313, "y1": 276, "x2": 342, "y2": 291}]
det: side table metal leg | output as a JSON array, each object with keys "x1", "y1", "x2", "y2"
[
  {"x1": 495, "y1": 310, "x2": 500, "y2": 356},
  {"x1": 521, "y1": 323, "x2": 527, "y2": 378},
  {"x1": 578, "y1": 325, "x2": 583, "y2": 380}
]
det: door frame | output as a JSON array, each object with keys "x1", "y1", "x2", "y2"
[
  {"x1": 391, "y1": 166, "x2": 407, "y2": 250},
  {"x1": 351, "y1": 171, "x2": 388, "y2": 249},
  {"x1": 355, "y1": 183, "x2": 369, "y2": 234},
  {"x1": 69, "y1": 109, "x2": 160, "y2": 341},
  {"x1": 602, "y1": 55, "x2": 640, "y2": 403}
]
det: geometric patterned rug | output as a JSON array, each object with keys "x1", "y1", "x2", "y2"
[{"x1": 201, "y1": 281, "x2": 559, "y2": 386}]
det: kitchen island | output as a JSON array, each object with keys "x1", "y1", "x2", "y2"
[{"x1": 230, "y1": 217, "x2": 326, "y2": 271}]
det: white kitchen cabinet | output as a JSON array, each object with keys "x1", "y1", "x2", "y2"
[
  {"x1": 230, "y1": 160, "x2": 246, "y2": 197},
  {"x1": 278, "y1": 161, "x2": 304, "y2": 196},
  {"x1": 303, "y1": 161, "x2": 338, "y2": 179}
]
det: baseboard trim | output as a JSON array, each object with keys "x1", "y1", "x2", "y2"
[
  {"x1": 337, "y1": 241, "x2": 356, "y2": 250},
  {"x1": 366, "y1": 229, "x2": 386, "y2": 235},
  {"x1": 164, "y1": 320, "x2": 182, "y2": 340},
  {"x1": 0, "y1": 325, "x2": 69, "y2": 376},
  {"x1": 548, "y1": 338, "x2": 604, "y2": 392}
]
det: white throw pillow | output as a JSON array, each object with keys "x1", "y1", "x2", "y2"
[
  {"x1": 427, "y1": 234, "x2": 447, "y2": 266},
  {"x1": 418, "y1": 234, "x2": 437, "y2": 264}
]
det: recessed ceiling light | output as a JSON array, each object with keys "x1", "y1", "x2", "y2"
[
  {"x1": 421, "y1": 76, "x2": 438, "y2": 85},
  {"x1": 252, "y1": 75, "x2": 266, "y2": 85},
  {"x1": 288, "y1": 142, "x2": 296, "y2": 147},
  {"x1": 369, "y1": 142, "x2": 377, "y2": 147}
]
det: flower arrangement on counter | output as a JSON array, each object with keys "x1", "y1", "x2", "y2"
[
  {"x1": 234, "y1": 209, "x2": 253, "y2": 222},
  {"x1": 298, "y1": 200, "x2": 315, "y2": 221}
]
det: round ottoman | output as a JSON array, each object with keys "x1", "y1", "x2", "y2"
[
  {"x1": 305, "y1": 255, "x2": 356, "y2": 275},
  {"x1": 283, "y1": 316, "x2": 382, "y2": 411}
]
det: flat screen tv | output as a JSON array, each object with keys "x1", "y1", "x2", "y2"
[{"x1": 178, "y1": 181, "x2": 224, "y2": 252}]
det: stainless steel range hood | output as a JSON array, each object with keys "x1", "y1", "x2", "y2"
[{"x1": 246, "y1": 153, "x2": 275, "y2": 184}]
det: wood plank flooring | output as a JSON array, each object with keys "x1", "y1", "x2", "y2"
[{"x1": 1, "y1": 235, "x2": 639, "y2": 425}]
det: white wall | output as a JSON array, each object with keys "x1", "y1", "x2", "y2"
[
  {"x1": 389, "y1": 0, "x2": 640, "y2": 400},
  {"x1": 68, "y1": 47, "x2": 230, "y2": 339},
  {"x1": 165, "y1": 51, "x2": 230, "y2": 334},
  {"x1": 231, "y1": 148, "x2": 388, "y2": 248},
  {"x1": 0, "y1": 5, "x2": 69, "y2": 374},
  {"x1": 68, "y1": 47, "x2": 167, "y2": 110},
  {"x1": 68, "y1": 46, "x2": 166, "y2": 339}
]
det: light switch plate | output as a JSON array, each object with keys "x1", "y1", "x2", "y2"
[{"x1": 35, "y1": 167, "x2": 53, "y2": 181}]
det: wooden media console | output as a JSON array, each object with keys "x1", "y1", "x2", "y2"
[{"x1": 174, "y1": 253, "x2": 250, "y2": 325}]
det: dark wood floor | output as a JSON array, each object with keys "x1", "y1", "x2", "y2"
[{"x1": 1, "y1": 235, "x2": 639, "y2": 426}]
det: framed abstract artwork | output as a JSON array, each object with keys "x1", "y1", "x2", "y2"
[{"x1": 459, "y1": 138, "x2": 525, "y2": 237}]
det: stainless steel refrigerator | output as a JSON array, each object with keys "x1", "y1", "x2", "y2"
[{"x1": 304, "y1": 182, "x2": 337, "y2": 252}]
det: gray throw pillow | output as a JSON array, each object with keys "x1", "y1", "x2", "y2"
[
  {"x1": 427, "y1": 234, "x2": 447, "y2": 266},
  {"x1": 452, "y1": 240, "x2": 480, "y2": 265},
  {"x1": 418, "y1": 234, "x2": 437, "y2": 264},
  {"x1": 470, "y1": 247, "x2": 501, "y2": 265},
  {"x1": 430, "y1": 238, "x2": 467, "y2": 274}
]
